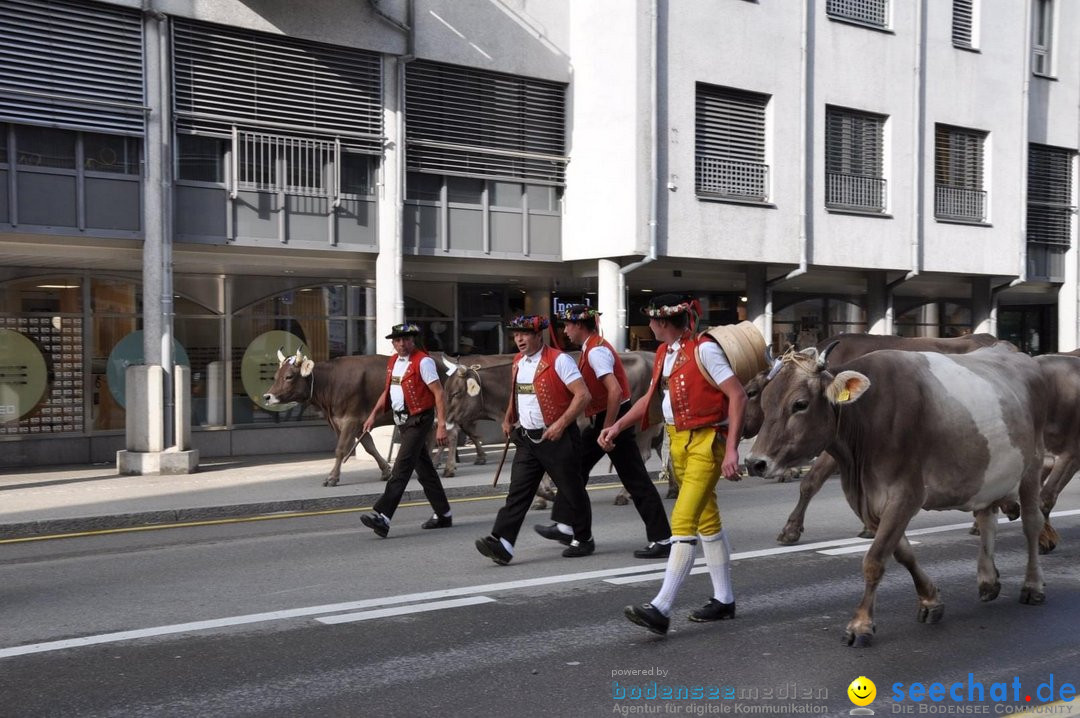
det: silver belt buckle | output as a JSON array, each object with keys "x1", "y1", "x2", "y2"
[{"x1": 393, "y1": 411, "x2": 408, "y2": 426}]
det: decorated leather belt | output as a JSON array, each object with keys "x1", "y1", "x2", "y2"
[
  {"x1": 390, "y1": 376, "x2": 402, "y2": 385},
  {"x1": 519, "y1": 427, "x2": 545, "y2": 442},
  {"x1": 516, "y1": 383, "x2": 536, "y2": 395},
  {"x1": 659, "y1": 377, "x2": 669, "y2": 392}
]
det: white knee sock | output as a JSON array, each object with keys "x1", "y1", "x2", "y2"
[
  {"x1": 700, "y1": 529, "x2": 734, "y2": 603},
  {"x1": 650, "y1": 537, "x2": 697, "y2": 616}
]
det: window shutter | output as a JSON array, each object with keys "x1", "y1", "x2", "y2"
[
  {"x1": 694, "y1": 83, "x2": 769, "y2": 200},
  {"x1": 825, "y1": 107, "x2": 886, "y2": 211},
  {"x1": 172, "y1": 21, "x2": 383, "y2": 153},
  {"x1": 0, "y1": 0, "x2": 144, "y2": 135},
  {"x1": 934, "y1": 124, "x2": 986, "y2": 221},
  {"x1": 826, "y1": 0, "x2": 889, "y2": 28},
  {"x1": 405, "y1": 60, "x2": 567, "y2": 185},
  {"x1": 952, "y1": 0, "x2": 974, "y2": 48},
  {"x1": 1027, "y1": 144, "x2": 1076, "y2": 246}
]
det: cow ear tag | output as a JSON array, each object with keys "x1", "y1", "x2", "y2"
[
  {"x1": 300, "y1": 358, "x2": 315, "y2": 377},
  {"x1": 837, "y1": 388, "x2": 851, "y2": 402},
  {"x1": 466, "y1": 377, "x2": 481, "y2": 397}
]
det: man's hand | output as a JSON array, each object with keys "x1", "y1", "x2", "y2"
[
  {"x1": 542, "y1": 421, "x2": 565, "y2": 442},
  {"x1": 362, "y1": 416, "x2": 375, "y2": 435},
  {"x1": 722, "y1": 448, "x2": 741, "y2": 481},
  {"x1": 597, "y1": 425, "x2": 619, "y2": 452},
  {"x1": 435, "y1": 424, "x2": 449, "y2": 447},
  {"x1": 502, "y1": 419, "x2": 513, "y2": 437}
]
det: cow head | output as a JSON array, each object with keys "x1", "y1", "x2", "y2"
[
  {"x1": 745, "y1": 347, "x2": 871, "y2": 479},
  {"x1": 442, "y1": 356, "x2": 484, "y2": 429},
  {"x1": 741, "y1": 345, "x2": 782, "y2": 438},
  {"x1": 262, "y1": 347, "x2": 315, "y2": 405}
]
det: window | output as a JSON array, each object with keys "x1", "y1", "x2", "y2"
[
  {"x1": 826, "y1": 0, "x2": 888, "y2": 28},
  {"x1": 1032, "y1": 0, "x2": 1053, "y2": 76},
  {"x1": 177, "y1": 134, "x2": 225, "y2": 183},
  {"x1": 1027, "y1": 144, "x2": 1076, "y2": 247},
  {"x1": 695, "y1": 84, "x2": 770, "y2": 202},
  {"x1": 15, "y1": 126, "x2": 76, "y2": 169},
  {"x1": 340, "y1": 154, "x2": 373, "y2": 196},
  {"x1": 84, "y1": 133, "x2": 140, "y2": 174},
  {"x1": 934, "y1": 125, "x2": 987, "y2": 222},
  {"x1": 825, "y1": 107, "x2": 887, "y2": 213},
  {"x1": 952, "y1": 0, "x2": 975, "y2": 48},
  {"x1": 0, "y1": 123, "x2": 8, "y2": 165}
]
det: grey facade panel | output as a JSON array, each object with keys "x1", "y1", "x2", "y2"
[
  {"x1": 85, "y1": 176, "x2": 140, "y2": 230},
  {"x1": 175, "y1": 184, "x2": 227, "y2": 239},
  {"x1": 404, "y1": 204, "x2": 439, "y2": 252},
  {"x1": 285, "y1": 195, "x2": 329, "y2": 244},
  {"x1": 235, "y1": 191, "x2": 281, "y2": 240},
  {"x1": 448, "y1": 207, "x2": 483, "y2": 252},
  {"x1": 0, "y1": 169, "x2": 8, "y2": 223},
  {"x1": 490, "y1": 210, "x2": 522, "y2": 253},
  {"x1": 17, "y1": 172, "x2": 76, "y2": 226},
  {"x1": 528, "y1": 214, "x2": 560, "y2": 256},
  {"x1": 335, "y1": 198, "x2": 376, "y2": 246}
]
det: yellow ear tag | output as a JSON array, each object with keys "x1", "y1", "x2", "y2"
[{"x1": 837, "y1": 388, "x2": 851, "y2": 402}]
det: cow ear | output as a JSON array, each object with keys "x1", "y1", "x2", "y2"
[
  {"x1": 466, "y1": 377, "x2": 481, "y2": 397},
  {"x1": 300, "y1": 359, "x2": 315, "y2": 377},
  {"x1": 827, "y1": 371, "x2": 870, "y2": 404}
]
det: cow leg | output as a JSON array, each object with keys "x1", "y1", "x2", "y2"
[
  {"x1": 1037, "y1": 453, "x2": 1078, "y2": 554},
  {"x1": 468, "y1": 429, "x2": 487, "y2": 465},
  {"x1": 358, "y1": 432, "x2": 393, "y2": 481},
  {"x1": 845, "y1": 504, "x2": 917, "y2": 648},
  {"x1": 777, "y1": 453, "x2": 838, "y2": 545},
  {"x1": 1018, "y1": 462, "x2": 1047, "y2": 605},
  {"x1": 439, "y1": 426, "x2": 459, "y2": 478},
  {"x1": 972, "y1": 508, "x2": 1001, "y2": 602},
  {"x1": 892, "y1": 535, "x2": 944, "y2": 619},
  {"x1": 326, "y1": 419, "x2": 360, "y2": 487}
]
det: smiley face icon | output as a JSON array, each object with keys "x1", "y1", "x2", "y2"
[{"x1": 848, "y1": 676, "x2": 876, "y2": 707}]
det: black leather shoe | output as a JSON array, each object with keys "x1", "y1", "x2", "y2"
[
  {"x1": 624, "y1": 603, "x2": 669, "y2": 635},
  {"x1": 689, "y1": 598, "x2": 736, "y2": 622},
  {"x1": 360, "y1": 512, "x2": 389, "y2": 538},
  {"x1": 562, "y1": 537, "x2": 595, "y2": 558},
  {"x1": 534, "y1": 523, "x2": 572, "y2": 546},
  {"x1": 421, "y1": 513, "x2": 452, "y2": 529},
  {"x1": 475, "y1": 536, "x2": 512, "y2": 565},
  {"x1": 633, "y1": 541, "x2": 671, "y2": 559}
]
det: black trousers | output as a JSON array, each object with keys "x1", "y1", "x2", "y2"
[
  {"x1": 492, "y1": 424, "x2": 591, "y2": 545},
  {"x1": 373, "y1": 409, "x2": 450, "y2": 520},
  {"x1": 552, "y1": 404, "x2": 671, "y2": 543}
]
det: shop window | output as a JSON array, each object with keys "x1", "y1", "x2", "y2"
[
  {"x1": 84, "y1": 133, "x2": 140, "y2": 174},
  {"x1": 773, "y1": 298, "x2": 867, "y2": 350},
  {"x1": 895, "y1": 302, "x2": 972, "y2": 338},
  {"x1": 15, "y1": 125, "x2": 76, "y2": 170},
  {"x1": 177, "y1": 134, "x2": 226, "y2": 183}
]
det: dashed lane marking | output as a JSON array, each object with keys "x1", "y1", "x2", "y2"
[{"x1": 316, "y1": 596, "x2": 495, "y2": 624}]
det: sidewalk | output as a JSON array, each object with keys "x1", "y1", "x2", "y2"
[{"x1": 0, "y1": 436, "x2": 670, "y2": 540}]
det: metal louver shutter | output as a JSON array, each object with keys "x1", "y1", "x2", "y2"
[
  {"x1": 405, "y1": 61, "x2": 567, "y2": 185},
  {"x1": 826, "y1": 0, "x2": 889, "y2": 28},
  {"x1": 695, "y1": 83, "x2": 769, "y2": 200},
  {"x1": 825, "y1": 108, "x2": 884, "y2": 177},
  {"x1": 934, "y1": 125, "x2": 983, "y2": 189},
  {"x1": 173, "y1": 21, "x2": 383, "y2": 153},
  {"x1": 1027, "y1": 144, "x2": 1076, "y2": 246},
  {"x1": 952, "y1": 0, "x2": 974, "y2": 48},
  {"x1": 0, "y1": 0, "x2": 145, "y2": 135}
]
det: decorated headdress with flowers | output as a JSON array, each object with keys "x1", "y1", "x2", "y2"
[{"x1": 506, "y1": 315, "x2": 549, "y2": 333}]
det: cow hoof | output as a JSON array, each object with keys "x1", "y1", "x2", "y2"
[
  {"x1": 1038, "y1": 541, "x2": 1056, "y2": 555},
  {"x1": 474, "y1": 457, "x2": 487, "y2": 465},
  {"x1": 666, "y1": 487, "x2": 680, "y2": 499},
  {"x1": 776, "y1": 528, "x2": 803, "y2": 546},
  {"x1": 916, "y1": 603, "x2": 945, "y2": 624},
  {"x1": 380, "y1": 468, "x2": 392, "y2": 481},
  {"x1": 614, "y1": 494, "x2": 629, "y2": 506},
  {"x1": 1019, "y1": 587, "x2": 1046, "y2": 605},
  {"x1": 323, "y1": 476, "x2": 340, "y2": 487},
  {"x1": 531, "y1": 499, "x2": 549, "y2": 511},
  {"x1": 844, "y1": 630, "x2": 874, "y2": 648},
  {"x1": 979, "y1": 582, "x2": 1001, "y2": 602},
  {"x1": 969, "y1": 524, "x2": 981, "y2": 536},
  {"x1": 442, "y1": 469, "x2": 455, "y2": 478},
  {"x1": 856, "y1": 528, "x2": 876, "y2": 540}
]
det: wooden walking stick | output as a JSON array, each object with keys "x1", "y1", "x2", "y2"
[{"x1": 491, "y1": 433, "x2": 512, "y2": 487}]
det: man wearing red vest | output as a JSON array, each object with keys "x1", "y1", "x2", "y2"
[
  {"x1": 359, "y1": 323, "x2": 451, "y2": 538},
  {"x1": 533, "y1": 305, "x2": 672, "y2": 559},
  {"x1": 476, "y1": 315, "x2": 595, "y2": 565},
  {"x1": 600, "y1": 295, "x2": 747, "y2": 635}
]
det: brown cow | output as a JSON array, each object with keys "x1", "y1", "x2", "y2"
[
  {"x1": 741, "y1": 333, "x2": 1005, "y2": 545},
  {"x1": 1034, "y1": 351, "x2": 1080, "y2": 553},
  {"x1": 747, "y1": 344, "x2": 1047, "y2": 647},
  {"x1": 262, "y1": 349, "x2": 484, "y2": 486}
]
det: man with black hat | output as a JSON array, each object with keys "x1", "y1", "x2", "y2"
[
  {"x1": 475, "y1": 315, "x2": 595, "y2": 565},
  {"x1": 359, "y1": 323, "x2": 451, "y2": 538},
  {"x1": 533, "y1": 305, "x2": 673, "y2": 559},
  {"x1": 599, "y1": 295, "x2": 747, "y2": 635}
]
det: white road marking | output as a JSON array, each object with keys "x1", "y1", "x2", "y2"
[
  {"x1": 818, "y1": 541, "x2": 920, "y2": 556},
  {"x1": 316, "y1": 596, "x2": 495, "y2": 624},
  {"x1": 4, "y1": 509, "x2": 1078, "y2": 659}
]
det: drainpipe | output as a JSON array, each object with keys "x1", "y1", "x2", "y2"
[
  {"x1": 764, "y1": 0, "x2": 813, "y2": 344},
  {"x1": 617, "y1": 0, "x2": 659, "y2": 350}
]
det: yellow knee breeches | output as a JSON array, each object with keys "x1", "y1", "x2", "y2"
[{"x1": 666, "y1": 425, "x2": 725, "y2": 537}]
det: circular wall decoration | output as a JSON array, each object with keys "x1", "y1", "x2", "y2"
[
  {"x1": 241, "y1": 330, "x2": 307, "y2": 412},
  {"x1": 0, "y1": 328, "x2": 49, "y2": 423},
  {"x1": 106, "y1": 331, "x2": 191, "y2": 408}
]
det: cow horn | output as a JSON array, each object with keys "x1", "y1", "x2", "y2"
[
  {"x1": 276, "y1": 347, "x2": 286, "y2": 363},
  {"x1": 442, "y1": 356, "x2": 459, "y2": 374},
  {"x1": 818, "y1": 340, "x2": 841, "y2": 369},
  {"x1": 764, "y1": 344, "x2": 775, "y2": 365}
]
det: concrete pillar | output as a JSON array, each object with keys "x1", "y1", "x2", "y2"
[
  {"x1": 126, "y1": 365, "x2": 163, "y2": 453},
  {"x1": 972, "y1": 277, "x2": 993, "y2": 334},
  {"x1": 866, "y1": 271, "x2": 888, "y2": 334},
  {"x1": 376, "y1": 56, "x2": 405, "y2": 355},
  {"x1": 1060, "y1": 241, "x2": 1079, "y2": 351},
  {"x1": 206, "y1": 360, "x2": 224, "y2": 426},
  {"x1": 525, "y1": 289, "x2": 550, "y2": 317},
  {"x1": 598, "y1": 259, "x2": 623, "y2": 349},
  {"x1": 746, "y1": 265, "x2": 767, "y2": 338}
]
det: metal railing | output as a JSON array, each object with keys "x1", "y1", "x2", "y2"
[
  {"x1": 935, "y1": 185, "x2": 986, "y2": 222},
  {"x1": 825, "y1": 172, "x2": 886, "y2": 212},
  {"x1": 826, "y1": 0, "x2": 888, "y2": 27},
  {"x1": 231, "y1": 130, "x2": 339, "y2": 199},
  {"x1": 695, "y1": 156, "x2": 769, "y2": 201}
]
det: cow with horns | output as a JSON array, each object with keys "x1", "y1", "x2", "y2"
[{"x1": 746, "y1": 342, "x2": 1047, "y2": 647}]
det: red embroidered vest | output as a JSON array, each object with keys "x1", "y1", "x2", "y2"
[
  {"x1": 510, "y1": 345, "x2": 574, "y2": 427},
  {"x1": 578, "y1": 335, "x2": 630, "y2": 418},
  {"x1": 642, "y1": 333, "x2": 728, "y2": 431},
  {"x1": 384, "y1": 351, "x2": 436, "y2": 415}
]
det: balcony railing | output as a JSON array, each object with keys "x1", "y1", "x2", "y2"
[
  {"x1": 825, "y1": 172, "x2": 886, "y2": 212},
  {"x1": 696, "y1": 157, "x2": 769, "y2": 201},
  {"x1": 935, "y1": 185, "x2": 986, "y2": 222}
]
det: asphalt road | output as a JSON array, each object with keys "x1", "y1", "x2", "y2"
[{"x1": 3, "y1": 475, "x2": 1080, "y2": 718}]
